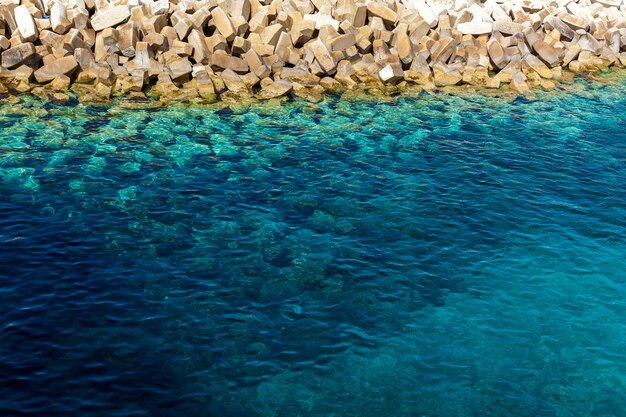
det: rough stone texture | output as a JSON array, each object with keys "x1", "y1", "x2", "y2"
[
  {"x1": 458, "y1": 21, "x2": 492, "y2": 35},
  {"x1": 34, "y1": 56, "x2": 78, "y2": 82},
  {"x1": 0, "y1": 0, "x2": 624, "y2": 100},
  {"x1": 257, "y1": 78, "x2": 292, "y2": 99},
  {"x1": 14, "y1": 5, "x2": 38, "y2": 42},
  {"x1": 1, "y1": 43, "x2": 36, "y2": 69},
  {"x1": 91, "y1": 6, "x2": 131, "y2": 32}
]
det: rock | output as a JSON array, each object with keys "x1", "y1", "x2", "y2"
[
  {"x1": 303, "y1": 13, "x2": 340, "y2": 31},
  {"x1": 457, "y1": 21, "x2": 492, "y2": 35},
  {"x1": 492, "y1": 20, "x2": 523, "y2": 35},
  {"x1": 433, "y1": 63, "x2": 462, "y2": 86},
  {"x1": 546, "y1": 16, "x2": 575, "y2": 40},
  {"x1": 396, "y1": 32, "x2": 413, "y2": 64},
  {"x1": 379, "y1": 62, "x2": 403, "y2": 82},
  {"x1": 257, "y1": 78, "x2": 292, "y2": 99},
  {"x1": 34, "y1": 56, "x2": 79, "y2": 83},
  {"x1": 329, "y1": 33, "x2": 356, "y2": 52},
  {"x1": 50, "y1": 74, "x2": 71, "y2": 90},
  {"x1": 167, "y1": 56, "x2": 192, "y2": 79},
  {"x1": 50, "y1": 1, "x2": 72, "y2": 35},
  {"x1": 562, "y1": 13, "x2": 589, "y2": 31},
  {"x1": 14, "y1": 5, "x2": 38, "y2": 42},
  {"x1": 309, "y1": 39, "x2": 336, "y2": 74},
  {"x1": 510, "y1": 71, "x2": 530, "y2": 94},
  {"x1": 220, "y1": 68, "x2": 249, "y2": 95},
  {"x1": 523, "y1": 54, "x2": 552, "y2": 78},
  {"x1": 280, "y1": 66, "x2": 320, "y2": 87},
  {"x1": 366, "y1": 3, "x2": 398, "y2": 26},
  {"x1": 487, "y1": 38, "x2": 507, "y2": 69},
  {"x1": 533, "y1": 40, "x2": 560, "y2": 67},
  {"x1": 1, "y1": 43, "x2": 36, "y2": 69},
  {"x1": 408, "y1": 0, "x2": 437, "y2": 28},
  {"x1": 431, "y1": 38, "x2": 455, "y2": 63},
  {"x1": 212, "y1": 7, "x2": 235, "y2": 41},
  {"x1": 91, "y1": 6, "x2": 131, "y2": 32}
]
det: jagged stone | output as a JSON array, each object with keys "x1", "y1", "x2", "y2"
[
  {"x1": 34, "y1": 56, "x2": 78, "y2": 83},
  {"x1": 379, "y1": 62, "x2": 403, "y2": 82},
  {"x1": 457, "y1": 21, "x2": 492, "y2": 35},
  {"x1": 91, "y1": 6, "x2": 131, "y2": 32},
  {"x1": 1, "y1": 43, "x2": 36, "y2": 69},
  {"x1": 366, "y1": 2, "x2": 397, "y2": 26},
  {"x1": 533, "y1": 40, "x2": 560, "y2": 67},
  {"x1": 14, "y1": 5, "x2": 38, "y2": 42},
  {"x1": 257, "y1": 78, "x2": 292, "y2": 99},
  {"x1": 524, "y1": 54, "x2": 552, "y2": 78}
]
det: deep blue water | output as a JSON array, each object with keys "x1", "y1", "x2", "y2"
[{"x1": 1, "y1": 79, "x2": 626, "y2": 417}]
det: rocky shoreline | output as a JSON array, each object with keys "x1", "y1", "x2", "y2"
[{"x1": 0, "y1": 0, "x2": 625, "y2": 103}]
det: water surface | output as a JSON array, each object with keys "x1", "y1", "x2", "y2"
[{"x1": 1, "y1": 79, "x2": 625, "y2": 416}]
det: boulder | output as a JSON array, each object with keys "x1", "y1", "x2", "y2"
[
  {"x1": 34, "y1": 56, "x2": 79, "y2": 83},
  {"x1": 212, "y1": 7, "x2": 235, "y2": 41},
  {"x1": 220, "y1": 68, "x2": 248, "y2": 94},
  {"x1": 309, "y1": 39, "x2": 336, "y2": 74},
  {"x1": 50, "y1": 1, "x2": 72, "y2": 34},
  {"x1": 433, "y1": 63, "x2": 462, "y2": 86},
  {"x1": 2, "y1": 43, "x2": 37, "y2": 69},
  {"x1": 523, "y1": 54, "x2": 552, "y2": 78},
  {"x1": 14, "y1": 5, "x2": 38, "y2": 42},
  {"x1": 366, "y1": 3, "x2": 397, "y2": 26},
  {"x1": 303, "y1": 13, "x2": 340, "y2": 31},
  {"x1": 91, "y1": 6, "x2": 131, "y2": 32},
  {"x1": 487, "y1": 38, "x2": 507, "y2": 69},
  {"x1": 257, "y1": 78, "x2": 292, "y2": 99},
  {"x1": 457, "y1": 21, "x2": 492, "y2": 35},
  {"x1": 533, "y1": 40, "x2": 560, "y2": 67},
  {"x1": 408, "y1": 0, "x2": 437, "y2": 27},
  {"x1": 379, "y1": 63, "x2": 403, "y2": 82},
  {"x1": 167, "y1": 56, "x2": 193, "y2": 79}
]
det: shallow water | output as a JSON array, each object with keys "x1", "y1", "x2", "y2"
[{"x1": 1, "y1": 79, "x2": 625, "y2": 417}]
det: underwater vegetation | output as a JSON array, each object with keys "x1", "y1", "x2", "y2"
[{"x1": 1, "y1": 78, "x2": 626, "y2": 416}]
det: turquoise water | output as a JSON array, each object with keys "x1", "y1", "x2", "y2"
[{"x1": 1, "y1": 79, "x2": 625, "y2": 416}]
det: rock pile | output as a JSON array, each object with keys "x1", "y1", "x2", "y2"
[{"x1": 1, "y1": 0, "x2": 626, "y2": 101}]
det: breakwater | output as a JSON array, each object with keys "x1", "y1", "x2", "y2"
[{"x1": 0, "y1": 0, "x2": 625, "y2": 102}]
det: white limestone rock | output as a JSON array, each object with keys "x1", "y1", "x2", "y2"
[{"x1": 14, "y1": 5, "x2": 38, "y2": 42}]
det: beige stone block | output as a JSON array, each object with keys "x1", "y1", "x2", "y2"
[
  {"x1": 379, "y1": 62, "x2": 403, "y2": 82},
  {"x1": 50, "y1": 1, "x2": 71, "y2": 34},
  {"x1": 170, "y1": 39, "x2": 193, "y2": 57},
  {"x1": 487, "y1": 38, "x2": 507, "y2": 69},
  {"x1": 367, "y1": 2, "x2": 397, "y2": 26},
  {"x1": 432, "y1": 63, "x2": 462, "y2": 86},
  {"x1": 523, "y1": 54, "x2": 552, "y2": 78},
  {"x1": 243, "y1": 49, "x2": 270, "y2": 78},
  {"x1": 167, "y1": 55, "x2": 193, "y2": 79},
  {"x1": 431, "y1": 37, "x2": 455, "y2": 63},
  {"x1": 492, "y1": 20, "x2": 523, "y2": 35},
  {"x1": 91, "y1": 6, "x2": 130, "y2": 32},
  {"x1": 212, "y1": 6, "x2": 235, "y2": 41},
  {"x1": 1, "y1": 42, "x2": 35, "y2": 68},
  {"x1": 204, "y1": 33, "x2": 228, "y2": 52},
  {"x1": 533, "y1": 40, "x2": 560, "y2": 67},
  {"x1": 257, "y1": 78, "x2": 292, "y2": 99},
  {"x1": 291, "y1": 19, "x2": 315, "y2": 45},
  {"x1": 261, "y1": 23, "x2": 283, "y2": 46},
  {"x1": 329, "y1": 33, "x2": 356, "y2": 51},
  {"x1": 34, "y1": 55, "x2": 78, "y2": 82},
  {"x1": 308, "y1": 38, "x2": 336, "y2": 74},
  {"x1": 14, "y1": 5, "x2": 38, "y2": 42},
  {"x1": 231, "y1": 36, "x2": 249, "y2": 55},
  {"x1": 220, "y1": 67, "x2": 249, "y2": 94}
]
